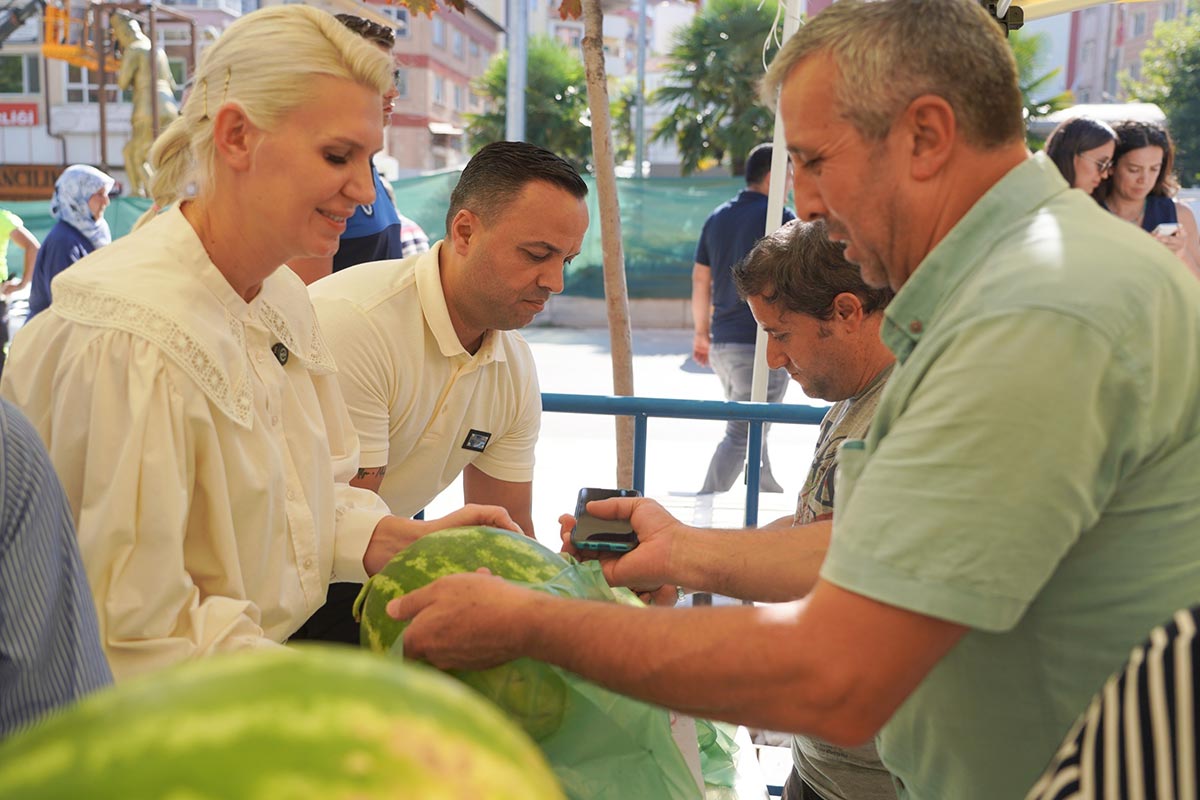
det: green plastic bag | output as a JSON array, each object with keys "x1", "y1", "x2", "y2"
[
  {"x1": 393, "y1": 557, "x2": 701, "y2": 800},
  {"x1": 696, "y1": 718, "x2": 741, "y2": 798}
]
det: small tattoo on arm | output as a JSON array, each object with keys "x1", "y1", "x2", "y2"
[{"x1": 355, "y1": 466, "x2": 387, "y2": 480}]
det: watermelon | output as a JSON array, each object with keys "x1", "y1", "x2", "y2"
[
  {"x1": 0, "y1": 645, "x2": 564, "y2": 800},
  {"x1": 355, "y1": 526, "x2": 572, "y2": 741}
]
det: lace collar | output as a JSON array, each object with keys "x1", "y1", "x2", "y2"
[{"x1": 51, "y1": 206, "x2": 336, "y2": 428}]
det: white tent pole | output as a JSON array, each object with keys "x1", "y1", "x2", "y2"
[{"x1": 750, "y1": 0, "x2": 805, "y2": 403}]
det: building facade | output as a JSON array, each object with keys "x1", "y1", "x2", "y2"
[
  {"x1": 0, "y1": 0, "x2": 237, "y2": 197},
  {"x1": 381, "y1": 1, "x2": 503, "y2": 175},
  {"x1": 1067, "y1": 0, "x2": 1191, "y2": 103}
]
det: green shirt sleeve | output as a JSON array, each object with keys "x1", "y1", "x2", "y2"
[{"x1": 822, "y1": 308, "x2": 1141, "y2": 632}]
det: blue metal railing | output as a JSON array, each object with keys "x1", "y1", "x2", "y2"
[{"x1": 541, "y1": 393, "x2": 825, "y2": 527}]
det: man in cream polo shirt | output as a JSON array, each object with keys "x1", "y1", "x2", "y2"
[{"x1": 296, "y1": 141, "x2": 590, "y2": 643}]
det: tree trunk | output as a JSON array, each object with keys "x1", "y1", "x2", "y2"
[{"x1": 580, "y1": 0, "x2": 635, "y2": 488}]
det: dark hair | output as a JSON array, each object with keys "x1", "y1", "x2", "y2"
[
  {"x1": 335, "y1": 13, "x2": 395, "y2": 50},
  {"x1": 733, "y1": 219, "x2": 893, "y2": 319},
  {"x1": 1101, "y1": 120, "x2": 1179, "y2": 199},
  {"x1": 744, "y1": 143, "x2": 775, "y2": 186},
  {"x1": 1043, "y1": 116, "x2": 1117, "y2": 187},
  {"x1": 446, "y1": 141, "x2": 588, "y2": 231}
]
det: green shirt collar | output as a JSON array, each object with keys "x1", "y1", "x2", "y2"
[{"x1": 881, "y1": 154, "x2": 1070, "y2": 362}]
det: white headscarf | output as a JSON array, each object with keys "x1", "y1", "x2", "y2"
[{"x1": 50, "y1": 164, "x2": 116, "y2": 248}]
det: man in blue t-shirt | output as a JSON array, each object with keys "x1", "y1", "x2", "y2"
[
  {"x1": 692, "y1": 143, "x2": 794, "y2": 494},
  {"x1": 332, "y1": 165, "x2": 430, "y2": 272}
]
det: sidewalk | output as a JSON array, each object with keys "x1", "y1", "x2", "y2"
[{"x1": 423, "y1": 326, "x2": 828, "y2": 550}]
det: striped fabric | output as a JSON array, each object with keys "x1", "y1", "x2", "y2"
[
  {"x1": 0, "y1": 398, "x2": 111, "y2": 738},
  {"x1": 1027, "y1": 607, "x2": 1200, "y2": 800}
]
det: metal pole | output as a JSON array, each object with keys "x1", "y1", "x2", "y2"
[
  {"x1": 633, "y1": 0, "x2": 648, "y2": 178},
  {"x1": 750, "y1": 0, "x2": 804, "y2": 403},
  {"x1": 744, "y1": 422, "x2": 763, "y2": 527},
  {"x1": 633, "y1": 414, "x2": 648, "y2": 493},
  {"x1": 504, "y1": 0, "x2": 527, "y2": 141},
  {"x1": 148, "y1": 6, "x2": 159, "y2": 139},
  {"x1": 98, "y1": 7, "x2": 108, "y2": 171}
]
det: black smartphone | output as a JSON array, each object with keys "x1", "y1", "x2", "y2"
[{"x1": 570, "y1": 487, "x2": 642, "y2": 553}]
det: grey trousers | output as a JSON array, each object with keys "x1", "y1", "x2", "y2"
[{"x1": 701, "y1": 342, "x2": 790, "y2": 494}]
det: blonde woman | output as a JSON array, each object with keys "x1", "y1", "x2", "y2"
[{"x1": 0, "y1": 5, "x2": 515, "y2": 681}]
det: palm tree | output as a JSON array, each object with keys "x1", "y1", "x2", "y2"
[
  {"x1": 1010, "y1": 30, "x2": 1074, "y2": 148},
  {"x1": 650, "y1": 0, "x2": 783, "y2": 176}
]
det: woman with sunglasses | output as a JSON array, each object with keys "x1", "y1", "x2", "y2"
[
  {"x1": 1043, "y1": 115, "x2": 1117, "y2": 195},
  {"x1": 1097, "y1": 120, "x2": 1200, "y2": 276}
]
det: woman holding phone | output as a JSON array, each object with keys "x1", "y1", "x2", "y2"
[{"x1": 1097, "y1": 120, "x2": 1200, "y2": 277}]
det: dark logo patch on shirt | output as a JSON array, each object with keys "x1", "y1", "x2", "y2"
[{"x1": 462, "y1": 429, "x2": 492, "y2": 452}]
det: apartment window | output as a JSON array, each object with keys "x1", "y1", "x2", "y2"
[
  {"x1": 381, "y1": 5, "x2": 410, "y2": 39},
  {"x1": 432, "y1": 17, "x2": 445, "y2": 47},
  {"x1": 469, "y1": 39, "x2": 480, "y2": 58},
  {"x1": 1162, "y1": 1, "x2": 1176, "y2": 21},
  {"x1": 453, "y1": 82, "x2": 464, "y2": 110},
  {"x1": 394, "y1": 67, "x2": 409, "y2": 98},
  {"x1": 1133, "y1": 11, "x2": 1146, "y2": 36},
  {"x1": 433, "y1": 75, "x2": 445, "y2": 105},
  {"x1": 0, "y1": 54, "x2": 40, "y2": 95},
  {"x1": 156, "y1": 26, "x2": 192, "y2": 45},
  {"x1": 168, "y1": 58, "x2": 186, "y2": 91},
  {"x1": 452, "y1": 30, "x2": 465, "y2": 59},
  {"x1": 64, "y1": 64, "x2": 127, "y2": 104},
  {"x1": 1081, "y1": 41, "x2": 1095, "y2": 64}
]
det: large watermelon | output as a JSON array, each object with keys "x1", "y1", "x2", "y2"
[
  {"x1": 355, "y1": 526, "x2": 572, "y2": 741},
  {"x1": 0, "y1": 645, "x2": 564, "y2": 800}
]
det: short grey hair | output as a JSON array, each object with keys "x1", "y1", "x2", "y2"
[{"x1": 761, "y1": 0, "x2": 1024, "y2": 149}]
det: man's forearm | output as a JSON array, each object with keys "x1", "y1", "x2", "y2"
[
  {"x1": 671, "y1": 521, "x2": 831, "y2": 602},
  {"x1": 691, "y1": 264, "x2": 712, "y2": 336},
  {"x1": 518, "y1": 594, "x2": 861, "y2": 739}
]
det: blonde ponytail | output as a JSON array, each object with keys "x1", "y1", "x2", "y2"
[{"x1": 130, "y1": 4, "x2": 390, "y2": 232}]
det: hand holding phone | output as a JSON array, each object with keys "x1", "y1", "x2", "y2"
[
  {"x1": 569, "y1": 487, "x2": 641, "y2": 553},
  {"x1": 1152, "y1": 222, "x2": 1180, "y2": 237}
]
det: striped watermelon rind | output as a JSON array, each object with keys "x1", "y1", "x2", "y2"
[
  {"x1": 0, "y1": 645, "x2": 564, "y2": 799},
  {"x1": 355, "y1": 526, "x2": 573, "y2": 740}
]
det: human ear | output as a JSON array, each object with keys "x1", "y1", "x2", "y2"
[
  {"x1": 449, "y1": 209, "x2": 477, "y2": 256},
  {"x1": 211, "y1": 104, "x2": 257, "y2": 172},
  {"x1": 832, "y1": 292, "x2": 864, "y2": 330},
  {"x1": 903, "y1": 95, "x2": 955, "y2": 181}
]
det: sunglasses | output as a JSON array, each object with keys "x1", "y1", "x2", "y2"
[
  {"x1": 1078, "y1": 154, "x2": 1114, "y2": 174},
  {"x1": 336, "y1": 14, "x2": 396, "y2": 49}
]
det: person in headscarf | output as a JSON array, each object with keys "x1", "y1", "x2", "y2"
[{"x1": 27, "y1": 165, "x2": 115, "y2": 320}]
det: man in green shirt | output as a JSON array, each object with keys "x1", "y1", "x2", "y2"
[{"x1": 384, "y1": 2, "x2": 1200, "y2": 798}]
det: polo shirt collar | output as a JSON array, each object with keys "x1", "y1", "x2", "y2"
[
  {"x1": 881, "y1": 153, "x2": 1069, "y2": 363},
  {"x1": 415, "y1": 241, "x2": 505, "y2": 363}
]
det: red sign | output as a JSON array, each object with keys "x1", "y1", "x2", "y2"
[{"x1": 0, "y1": 103, "x2": 38, "y2": 127}]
